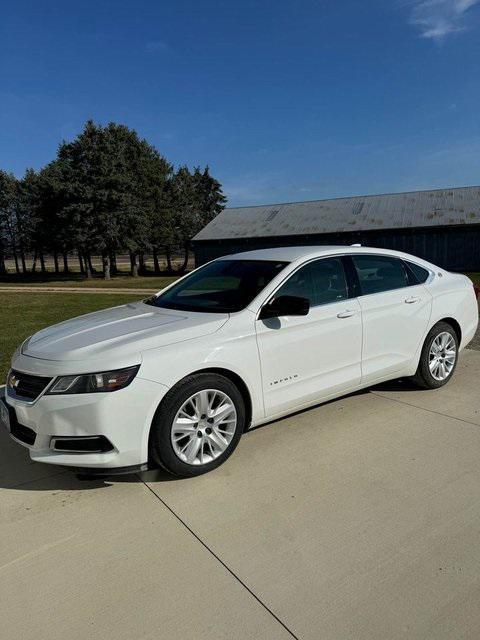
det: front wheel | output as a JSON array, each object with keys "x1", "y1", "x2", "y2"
[
  {"x1": 149, "y1": 373, "x2": 245, "y2": 477},
  {"x1": 412, "y1": 321, "x2": 459, "y2": 389}
]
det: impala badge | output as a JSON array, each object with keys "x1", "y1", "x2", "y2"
[{"x1": 270, "y1": 374, "x2": 299, "y2": 386}]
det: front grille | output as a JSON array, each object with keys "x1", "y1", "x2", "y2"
[
  {"x1": 10, "y1": 422, "x2": 36, "y2": 446},
  {"x1": 7, "y1": 370, "x2": 52, "y2": 401}
]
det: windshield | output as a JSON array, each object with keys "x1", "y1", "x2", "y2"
[{"x1": 145, "y1": 259, "x2": 288, "y2": 313}]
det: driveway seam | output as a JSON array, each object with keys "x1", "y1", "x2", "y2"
[
  {"x1": 139, "y1": 477, "x2": 300, "y2": 640},
  {"x1": 370, "y1": 391, "x2": 480, "y2": 427}
]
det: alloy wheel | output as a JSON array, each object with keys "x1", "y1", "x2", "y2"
[
  {"x1": 429, "y1": 331, "x2": 457, "y2": 381},
  {"x1": 171, "y1": 389, "x2": 237, "y2": 465}
]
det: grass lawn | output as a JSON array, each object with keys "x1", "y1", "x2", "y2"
[
  {"x1": 0, "y1": 292, "x2": 141, "y2": 382},
  {"x1": 465, "y1": 273, "x2": 480, "y2": 286},
  {"x1": 0, "y1": 273, "x2": 180, "y2": 289}
]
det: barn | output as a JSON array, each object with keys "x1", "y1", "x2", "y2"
[{"x1": 192, "y1": 185, "x2": 480, "y2": 271}]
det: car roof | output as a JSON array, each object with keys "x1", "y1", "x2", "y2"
[{"x1": 217, "y1": 245, "x2": 427, "y2": 264}]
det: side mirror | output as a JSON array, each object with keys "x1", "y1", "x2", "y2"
[{"x1": 259, "y1": 295, "x2": 310, "y2": 320}]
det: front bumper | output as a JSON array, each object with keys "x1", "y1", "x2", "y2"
[{"x1": 2, "y1": 373, "x2": 168, "y2": 469}]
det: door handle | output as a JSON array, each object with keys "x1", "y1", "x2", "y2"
[
  {"x1": 405, "y1": 296, "x2": 420, "y2": 304},
  {"x1": 337, "y1": 310, "x2": 356, "y2": 318}
]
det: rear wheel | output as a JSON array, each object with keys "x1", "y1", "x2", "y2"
[
  {"x1": 412, "y1": 321, "x2": 459, "y2": 389},
  {"x1": 149, "y1": 373, "x2": 245, "y2": 477}
]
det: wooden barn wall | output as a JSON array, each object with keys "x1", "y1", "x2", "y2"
[{"x1": 193, "y1": 226, "x2": 480, "y2": 271}]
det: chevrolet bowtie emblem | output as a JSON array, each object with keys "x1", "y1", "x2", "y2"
[{"x1": 9, "y1": 374, "x2": 20, "y2": 389}]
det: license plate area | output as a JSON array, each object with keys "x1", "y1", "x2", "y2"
[{"x1": 0, "y1": 397, "x2": 11, "y2": 432}]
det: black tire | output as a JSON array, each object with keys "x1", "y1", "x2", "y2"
[
  {"x1": 149, "y1": 373, "x2": 245, "y2": 477},
  {"x1": 411, "y1": 321, "x2": 459, "y2": 389}
]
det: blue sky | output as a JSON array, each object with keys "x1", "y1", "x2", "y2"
[{"x1": 1, "y1": 0, "x2": 480, "y2": 207}]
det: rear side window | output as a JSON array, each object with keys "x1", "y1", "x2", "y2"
[
  {"x1": 405, "y1": 261, "x2": 430, "y2": 284},
  {"x1": 275, "y1": 257, "x2": 348, "y2": 307},
  {"x1": 352, "y1": 255, "x2": 409, "y2": 295}
]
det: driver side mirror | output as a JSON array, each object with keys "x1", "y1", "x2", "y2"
[{"x1": 259, "y1": 295, "x2": 310, "y2": 320}]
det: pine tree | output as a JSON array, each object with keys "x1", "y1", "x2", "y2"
[
  {"x1": 36, "y1": 161, "x2": 74, "y2": 273},
  {"x1": 16, "y1": 169, "x2": 46, "y2": 273},
  {"x1": 169, "y1": 165, "x2": 227, "y2": 272},
  {"x1": 0, "y1": 119, "x2": 226, "y2": 279},
  {"x1": 55, "y1": 120, "x2": 172, "y2": 278},
  {"x1": 0, "y1": 171, "x2": 20, "y2": 273},
  {"x1": 197, "y1": 166, "x2": 227, "y2": 223}
]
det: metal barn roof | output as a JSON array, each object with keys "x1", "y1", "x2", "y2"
[{"x1": 193, "y1": 185, "x2": 480, "y2": 241}]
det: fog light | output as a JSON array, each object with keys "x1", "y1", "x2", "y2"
[{"x1": 50, "y1": 436, "x2": 114, "y2": 453}]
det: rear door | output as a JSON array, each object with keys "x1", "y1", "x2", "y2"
[
  {"x1": 255, "y1": 256, "x2": 362, "y2": 417},
  {"x1": 349, "y1": 254, "x2": 432, "y2": 383}
]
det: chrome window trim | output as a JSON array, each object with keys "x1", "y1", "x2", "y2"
[
  {"x1": 350, "y1": 254, "x2": 434, "y2": 298},
  {"x1": 255, "y1": 251, "x2": 435, "y2": 320}
]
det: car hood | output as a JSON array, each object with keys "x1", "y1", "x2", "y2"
[{"x1": 22, "y1": 301, "x2": 229, "y2": 363}]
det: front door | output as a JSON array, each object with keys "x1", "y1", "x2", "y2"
[{"x1": 255, "y1": 257, "x2": 362, "y2": 417}]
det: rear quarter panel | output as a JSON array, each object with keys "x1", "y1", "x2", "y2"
[{"x1": 428, "y1": 273, "x2": 478, "y2": 350}]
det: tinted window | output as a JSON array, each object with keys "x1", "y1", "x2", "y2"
[
  {"x1": 274, "y1": 258, "x2": 348, "y2": 307},
  {"x1": 405, "y1": 261, "x2": 430, "y2": 284},
  {"x1": 353, "y1": 255, "x2": 408, "y2": 295},
  {"x1": 146, "y1": 260, "x2": 287, "y2": 313}
]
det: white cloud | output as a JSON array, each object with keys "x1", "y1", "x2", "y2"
[{"x1": 409, "y1": 0, "x2": 480, "y2": 40}]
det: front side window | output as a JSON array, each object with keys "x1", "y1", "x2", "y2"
[
  {"x1": 146, "y1": 260, "x2": 288, "y2": 313},
  {"x1": 352, "y1": 255, "x2": 409, "y2": 295},
  {"x1": 273, "y1": 257, "x2": 348, "y2": 307}
]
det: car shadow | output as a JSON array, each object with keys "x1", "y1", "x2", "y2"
[
  {"x1": 0, "y1": 459, "x2": 177, "y2": 492},
  {"x1": 0, "y1": 425, "x2": 180, "y2": 491},
  {"x1": 1, "y1": 377, "x2": 424, "y2": 491},
  {"x1": 370, "y1": 377, "x2": 424, "y2": 393},
  {"x1": 246, "y1": 378, "x2": 424, "y2": 434}
]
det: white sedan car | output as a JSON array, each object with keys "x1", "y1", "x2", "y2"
[{"x1": 1, "y1": 246, "x2": 478, "y2": 477}]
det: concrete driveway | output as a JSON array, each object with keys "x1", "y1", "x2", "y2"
[{"x1": 1, "y1": 350, "x2": 480, "y2": 640}]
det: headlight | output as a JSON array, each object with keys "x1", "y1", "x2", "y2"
[{"x1": 46, "y1": 366, "x2": 140, "y2": 395}]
